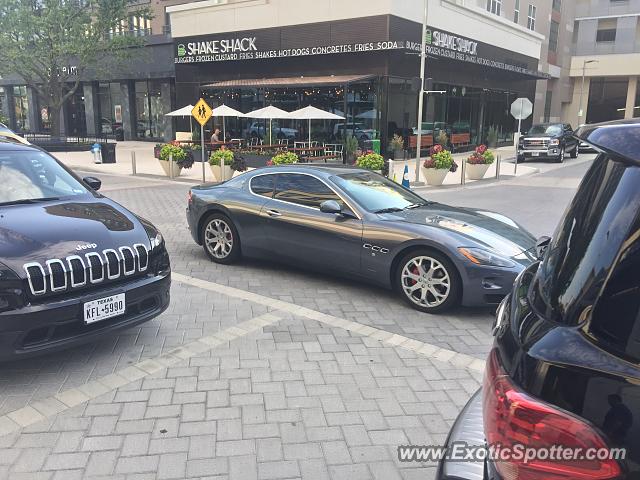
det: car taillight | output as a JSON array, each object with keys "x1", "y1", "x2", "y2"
[{"x1": 483, "y1": 349, "x2": 622, "y2": 480}]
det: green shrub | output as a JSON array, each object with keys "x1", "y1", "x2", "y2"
[
  {"x1": 356, "y1": 152, "x2": 385, "y2": 171},
  {"x1": 209, "y1": 148, "x2": 234, "y2": 166},
  {"x1": 270, "y1": 151, "x2": 299, "y2": 165},
  {"x1": 159, "y1": 143, "x2": 194, "y2": 168},
  {"x1": 423, "y1": 145, "x2": 453, "y2": 170}
]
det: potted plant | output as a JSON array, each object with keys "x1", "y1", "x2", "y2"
[
  {"x1": 356, "y1": 151, "x2": 385, "y2": 174},
  {"x1": 344, "y1": 135, "x2": 359, "y2": 164},
  {"x1": 268, "y1": 151, "x2": 299, "y2": 165},
  {"x1": 436, "y1": 130, "x2": 449, "y2": 148},
  {"x1": 422, "y1": 144, "x2": 453, "y2": 186},
  {"x1": 209, "y1": 147, "x2": 234, "y2": 181},
  {"x1": 390, "y1": 134, "x2": 404, "y2": 160},
  {"x1": 466, "y1": 144, "x2": 495, "y2": 180},
  {"x1": 158, "y1": 142, "x2": 193, "y2": 177},
  {"x1": 487, "y1": 125, "x2": 499, "y2": 148},
  {"x1": 231, "y1": 154, "x2": 248, "y2": 174}
]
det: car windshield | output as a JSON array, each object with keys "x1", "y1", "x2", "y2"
[
  {"x1": 332, "y1": 171, "x2": 428, "y2": 213},
  {"x1": 529, "y1": 153, "x2": 640, "y2": 325},
  {"x1": 0, "y1": 150, "x2": 88, "y2": 205},
  {"x1": 528, "y1": 124, "x2": 562, "y2": 136}
]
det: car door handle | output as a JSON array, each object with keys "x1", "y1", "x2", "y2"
[{"x1": 267, "y1": 209, "x2": 282, "y2": 218}]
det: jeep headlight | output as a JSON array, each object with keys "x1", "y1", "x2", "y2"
[
  {"x1": 150, "y1": 231, "x2": 164, "y2": 250},
  {"x1": 0, "y1": 264, "x2": 23, "y2": 313}
]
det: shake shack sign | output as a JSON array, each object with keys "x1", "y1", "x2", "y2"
[
  {"x1": 430, "y1": 30, "x2": 478, "y2": 56},
  {"x1": 175, "y1": 36, "x2": 407, "y2": 63}
]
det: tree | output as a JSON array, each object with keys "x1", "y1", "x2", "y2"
[{"x1": 0, "y1": 0, "x2": 150, "y2": 137}]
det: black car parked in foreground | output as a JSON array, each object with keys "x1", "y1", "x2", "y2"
[
  {"x1": 0, "y1": 142, "x2": 171, "y2": 361},
  {"x1": 517, "y1": 122, "x2": 580, "y2": 163},
  {"x1": 438, "y1": 118, "x2": 640, "y2": 479},
  {"x1": 187, "y1": 165, "x2": 536, "y2": 314}
]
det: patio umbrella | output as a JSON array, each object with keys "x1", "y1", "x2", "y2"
[
  {"x1": 164, "y1": 104, "x2": 195, "y2": 136},
  {"x1": 356, "y1": 109, "x2": 378, "y2": 120},
  {"x1": 211, "y1": 104, "x2": 244, "y2": 142},
  {"x1": 243, "y1": 105, "x2": 290, "y2": 145},
  {"x1": 287, "y1": 105, "x2": 344, "y2": 145}
]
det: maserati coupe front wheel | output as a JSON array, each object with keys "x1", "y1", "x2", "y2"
[{"x1": 396, "y1": 250, "x2": 460, "y2": 313}]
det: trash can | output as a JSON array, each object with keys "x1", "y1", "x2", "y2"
[
  {"x1": 100, "y1": 142, "x2": 116, "y2": 163},
  {"x1": 91, "y1": 143, "x2": 102, "y2": 164}
]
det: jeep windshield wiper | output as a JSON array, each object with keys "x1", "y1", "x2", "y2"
[
  {"x1": 0, "y1": 197, "x2": 60, "y2": 206},
  {"x1": 374, "y1": 207, "x2": 404, "y2": 214},
  {"x1": 404, "y1": 202, "x2": 431, "y2": 210}
]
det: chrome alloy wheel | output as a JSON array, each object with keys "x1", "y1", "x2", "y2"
[
  {"x1": 204, "y1": 219, "x2": 234, "y2": 259},
  {"x1": 401, "y1": 256, "x2": 451, "y2": 308}
]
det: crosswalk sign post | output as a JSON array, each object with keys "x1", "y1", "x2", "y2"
[{"x1": 192, "y1": 99, "x2": 213, "y2": 183}]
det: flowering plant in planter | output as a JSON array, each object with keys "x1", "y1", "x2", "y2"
[
  {"x1": 159, "y1": 143, "x2": 194, "y2": 169},
  {"x1": 467, "y1": 144, "x2": 495, "y2": 165},
  {"x1": 356, "y1": 151, "x2": 385, "y2": 171},
  {"x1": 423, "y1": 144, "x2": 453, "y2": 170},
  {"x1": 268, "y1": 151, "x2": 299, "y2": 165},
  {"x1": 209, "y1": 147, "x2": 234, "y2": 166}
]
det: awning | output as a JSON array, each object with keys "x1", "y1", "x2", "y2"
[{"x1": 202, "y1": 74, "x2": 374, "y2": 89}]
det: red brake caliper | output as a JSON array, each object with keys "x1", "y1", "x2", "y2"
[{"x1": 409, "y1": 265, "x2": 419, "y2": 286}]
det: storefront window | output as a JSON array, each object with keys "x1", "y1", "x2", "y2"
[
  {"x1": 201, "y1": 80, "x2": 379, "y2": 146},
  {"x1": 13, "y1": 86, "x2": 29, "y2": 132},
  {"x1": 587, "y1": 77, "x2": 628, "y2": 123},
  {"x1": 135, "y1": 80, "x2": 166, "y2": 140}
]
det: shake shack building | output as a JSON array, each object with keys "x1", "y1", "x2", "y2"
[{"x1": 168, "y1": 0, "x2": 547, "y2": 152}]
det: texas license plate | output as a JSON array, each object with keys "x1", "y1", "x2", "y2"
[
  {"x1": 531, "y1": 152, "x2": 540, "y2": 157},
  {"x1": 84, "y1": 294, "x2": 125, "y2": 324}
]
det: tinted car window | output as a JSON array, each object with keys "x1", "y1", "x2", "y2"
[
  {"x1": 250, "y1": 174, "x2": 275, "y2": 198},
  {"x1": 274, "y1": 174, "x2": 341, "y2": 209},
  {"x1": 528, "y1": 124, "x2": 562, "y2": 136},
  {"x1": 529, "y1": 154, "x2": 640, "y2": 325},
  {"x1": 332, "y1": 171, "x2": 425, "y2": 213},
  {"x1": 0, "y1": 150, "x2": 88, "y2": 205}
]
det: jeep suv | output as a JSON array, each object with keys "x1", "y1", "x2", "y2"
[
  {"x1": 438, "y1": 118, "x2": 640, "y2": 479},
  {"x1": 517, "y1": 122, "x2": 579, "y2": 163},
  {"x1": 0, "y1": 142, "x2": 171, "y2": 360}
]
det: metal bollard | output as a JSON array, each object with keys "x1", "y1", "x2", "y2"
[
  {"x1": 169, "y1": 153, "x2": 174, "y2": 180},
  {"x1": 461, "y1": 158, "x2": 466, "y2": 186},
  {"x1": 388, "y1": 159, "x2": 395, "y2": 180},
  {"x1": 131, "y1": 151, "x2": 137, "y2": 176},
  {"x1": 495, "y1": 154, "x2": 501, "y2": 179}
]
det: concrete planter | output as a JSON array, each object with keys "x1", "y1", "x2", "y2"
[
  {"x1": 158, "y1": 159, "x2": 182, "y2": 177},
  {"x1": 422, "y1": 167, "x2": 449, "y2": 186},
  {"x1": 466, "y1": 163, "x2": 490, "y2": 180},
  {"x1": 210, "y1": 164, "x2": 234, "y2": 182}
]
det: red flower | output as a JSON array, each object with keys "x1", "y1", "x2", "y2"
[
  {"x1": 475, "y1": 144, "x2": 487, "y2": 154},
  {"x1": 266, "y1": 160, "x2": 274, "y2": 166}
]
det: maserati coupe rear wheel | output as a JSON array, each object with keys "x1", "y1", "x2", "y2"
[
  {"x1": 396, "y1": 250, "x2": 460, "y2": 313},
  {"x1": 201, "y1": 213, "x2": 241, "y2": 264}
]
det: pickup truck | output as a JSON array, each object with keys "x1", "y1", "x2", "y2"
[{"x1": 517, "y1": 122, "x2": 579, "y2": 163}]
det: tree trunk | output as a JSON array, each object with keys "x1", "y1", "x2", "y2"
[{"x1": 49, "y1": 103, "x2": 62, "y2": 140}]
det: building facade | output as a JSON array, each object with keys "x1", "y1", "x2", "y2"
[
  {"x1": 0, "y1": 2, "x2": 177, "y2": 141},
  {"x1": 166, "y1": 0, "x2": 549, "y2": 151},
  {"x1": 564, "y1": 0, "x2": 640, "y2": 126},
  {"x1": 7, "y1": 0, "x2": 622, "y2": 146}
]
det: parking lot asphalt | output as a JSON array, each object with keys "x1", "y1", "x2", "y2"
[{"x1": 0, "y1": 156, "x2": 593, "y2": 479}]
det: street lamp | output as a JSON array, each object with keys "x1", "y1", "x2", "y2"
[
  {"x1": 578, "y1": 59, "x2": 598, "y2": 121},
  {"x1": 414, "y1": 0, "x2": 429, "y2": 185}
]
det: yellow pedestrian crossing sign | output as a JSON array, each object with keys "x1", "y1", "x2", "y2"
[{"x1": 192, "y1": 98, "x2": 212, "y2": 127}]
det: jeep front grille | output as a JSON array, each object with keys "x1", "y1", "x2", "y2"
[{"x1": 23, "y1": 243, "x2": 149, "y2": 297}]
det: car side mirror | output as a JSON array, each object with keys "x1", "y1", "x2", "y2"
[
  {"x1": 535, "y1": 236, "x2": 551, "y2": 260},
  {"x1": 83, "y1": 176, "x2": 102, "y2": 191},
  {"x1": 320, "y1": 200, "x2": 342, "y2": 215}
]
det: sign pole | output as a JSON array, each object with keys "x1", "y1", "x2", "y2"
[
  {"x1": 201, "y1": 124, "x2": 205, "y2": 183},
  {"x1": 515, "y1": 98, "x2": 523, "y2": 176}
]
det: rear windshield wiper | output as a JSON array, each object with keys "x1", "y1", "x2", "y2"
[
  {"x1": 0, "y1": 197, "x2": 60, "y2": 206},
  {"x1": 374, "y1": 207, "x2": 404, "y2": 214}
]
